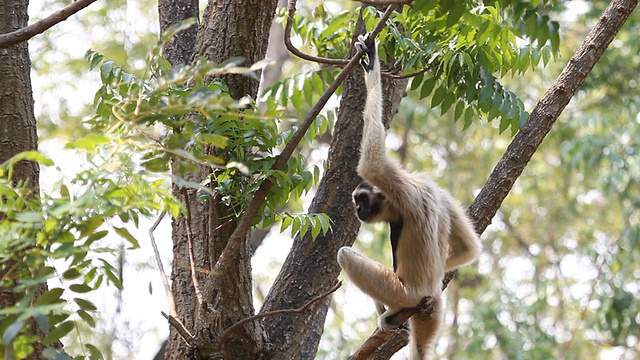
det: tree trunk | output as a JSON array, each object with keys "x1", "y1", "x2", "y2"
[
  {"x1": 259, "y1": 16, "x2": 409, "y2": 356},
  {"x1": 163, "y1": 0, "x2": 278, "y2": 358},
  {"x1": 158, "y1": 0, "x2": 198, "y2": 65},
  {"x1": 0, "y1": 0, "x2": 44, "y2": 358}
]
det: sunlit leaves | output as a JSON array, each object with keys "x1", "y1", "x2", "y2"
[
  {"x1": 275, "y1": 212, "x2": 331, "y2": 240},
  {"x1": 363, "y1": 1, "x2": 559, "y2": 133},
  {"x1": 285, "y1": 1, "x2": 560, "y2": 134}
]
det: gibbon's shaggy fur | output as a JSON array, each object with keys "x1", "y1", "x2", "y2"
[{"x1": 337, "y1": 35, "x2": 482, "y2": 360}]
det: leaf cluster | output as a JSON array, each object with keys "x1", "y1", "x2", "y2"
[
  {"x1": 289, "y1": 1, "x2": 560, "y2": 134},
  {"x1": 1, "y1": 22, "x2": 334, "y2": 357}
]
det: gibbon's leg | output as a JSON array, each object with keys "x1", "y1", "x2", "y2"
[
  {"x1": 407, "y1": 303, "x2": 442, "y2": 360},
  {"x1": 337, "y1": 247, "x2": 420, "y2": 309},
  {"x1": 445, "y1": 205, "x2": 482, "y2": 271}
]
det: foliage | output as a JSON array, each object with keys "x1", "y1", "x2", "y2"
[
  {"x1": 0, "y1": 20, "x2": 332, "y2": 358},
  {"x1": 285, "y1": 0, "x2": 560, "y2": 134},
  {"x1": 5, "y1": 0, "x2": 638, "y2": 359}
]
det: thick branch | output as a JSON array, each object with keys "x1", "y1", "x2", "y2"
[
  {"x1": 0, "y1": 0, "x2": 99, "y2": 48},
  {"x1": 350, "y1": 0, "x2": 639, "y2": 358},
  {"x1": 206, "y1": 3, "x2": 398, "y2": 293}
]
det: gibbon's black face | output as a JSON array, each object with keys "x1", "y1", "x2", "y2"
[{"x1": 352, "y1": 181, "x2": 386, "y2": 222}]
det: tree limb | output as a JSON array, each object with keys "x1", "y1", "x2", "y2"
[
  {"x1": 161, "y1": 311, "x2": 195, "y2": 345},
  {"x1": 0, "y1": 0, "x2": 99, "y2": 48},
  {"x1": 350, "y1": 0, "x2": 640, "y2": 358},
  {"x1": 217, "y1": 281, "x2": 342, "y2": 344}
]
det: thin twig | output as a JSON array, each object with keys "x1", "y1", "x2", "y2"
[
  {"x1": 284, "y1": 0, "x2": 349, "y2": 65},
  {"x1": 207, "y1": 2, "x2": 398, "y2": 295},
  {"x1": 0, "y1": 0, "x2": 99, "y2": 48},
  {"x1": 149, "y1": 211, "x2": 178, "y2": 318},
  {"x1": 161, "y1": 311, "x2": 195, "y2": 345},
  {"x1": 217, "y1": 281, "x2": 342, "y2": 343},
  {"x1": 182, "y1": 188, "x2": 205, "y2": 307},
  {"x1": 382, "y1": 65, "x2": 430, "y2": 79}
]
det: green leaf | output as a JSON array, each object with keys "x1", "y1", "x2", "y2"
[
  {"x1": 100, "y1": 60, "x2": 114, "y2": 84},
  {"x1": 86, "y1": 50, "x2": 104, "y2": 70},
  {"x1": 74, "y1": 298, "x2": 98, "y2": 312},
  {"x1": 419, "y1": 77, "x2": 436, "y2": 99},
  {"x1": 62, "y1": 269, "x2": 82, "y2": 280},
  {"x1": 69, "y1": 284, "x2": 92, "y2": 293},
  {"x1": 42, "y1": 348, "x2": 74, "y2": 360},
  {"x1": 550, "y1": 21, "x2": 560, "y2": 53},
  {"x1": 280, "y1": 214, "x2": 293, "y2": 233},
  {"x1": 431, "y1": 86, "x2": 447, "y2": 108},
  {"x1": 499, "y1": 116, "x2": 509, "y2": 133},
  {"x1": 86, "y1": 343, "x2": 104, "y2": 360},
  {"x1": 311, "y1": 217, "x2": 321, "y2": 240},
  {"x1": 77, "y1": 310, "x2": 96, "y2": 328},
  {"x1": 66, "y1": 133, "x2": 111, "y2": 151},
  {"x1": 2, "y1": 150, "x2": 54, "y2": 169},
  {"x1": 318, "y1": 214, "x2": 331, "y2": 235},
  {"x1": 86, "y1": 230, "x2": 109, "y2": 245},
  {"x1": 463, "y1": 107, "x2": 474, "y2": 130},
  {"x1": 34, "y1": 288, "x2": 64, "y2": 306},
  {"x1": 291, "y1": 216, "x2": 301, "y2": 237},
  {"x1": 410, "y1": 72, "x2": 424, "y2": 91},
  {"x1": 446, "y1": 4, "x2": 465, "y2": 28},
  {"x1": 15, "y1": 211, "x2": 43, "y2": 223},
  {"x1": 44, "y1": 321, "x2": 74, "y2": 346},
  {"x1": 114, "y1": 227, "x2": 140, "y2": 249},
  {"x1": 303, "y1": 76, "x2": 313, "y2": 105},
  {"x1": 440, "y1": 92, "x2": 456, "y2": 115},
  {"x1": 2, "y1": 319, "x2": 25, "y2": 345},
  {"x1": 197, "y1": 133, "x2": 228, "y2": 148},
  {"x1": 453, "y1": 101, "x2": 465, "y2": 122}
]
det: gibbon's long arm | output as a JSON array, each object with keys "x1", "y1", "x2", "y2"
[{"x1": 356, "y1": 37, "x2": 426, "y2": 222}]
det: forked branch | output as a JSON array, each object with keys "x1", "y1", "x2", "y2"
[{"x1": 350, "y1": 0, "x2": 639, "y2": 358}]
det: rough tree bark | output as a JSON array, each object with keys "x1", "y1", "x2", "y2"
[
  {"x1": 0, "y1": 0, "x2": 45, "y2": 358},
  {"x1": 258, "y1": 14, "x2": 409, "y2": 357},
  {"x1": 158, "y1": 0, "x2": 198, "y2": 65},
  {"x1": 160, "y1": 0, "x2": 278, "y2": 359}
]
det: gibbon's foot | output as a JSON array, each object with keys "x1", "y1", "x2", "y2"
[
  {"x1": 378, "y1": 314, "x2": 400, "y2": 333},
  {"x1": 355, "y1": 33, "x2": 375, "y2": 72},
  {"x1": 418, "y1": 296, "x2": 437, "y2": 321}
]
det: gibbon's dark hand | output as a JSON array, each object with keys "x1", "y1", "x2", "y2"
[{"x1": 355, "y1": 33, "x2": 376, "y2": 72}]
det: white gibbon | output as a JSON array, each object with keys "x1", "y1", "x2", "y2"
[{"x1": 337, "y1": 35, "x2": 482, "y2": 360}]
